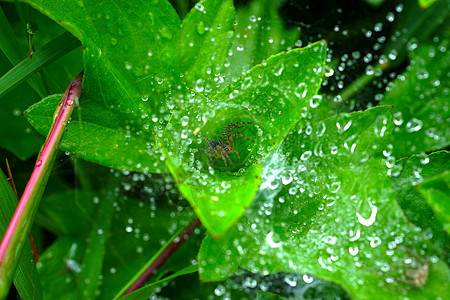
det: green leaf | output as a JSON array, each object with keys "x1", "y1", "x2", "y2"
[
  {"x1": 23, "y1": 0, "x2": 183, "y2": 172},
  {"x1": 0, "y1": 169, "x2": 42, "y2": 300},
  {"x1": 364, "y1": 0, "x2": 387, "y2": 7},
  {"x1": 419, "y1": 0, "x2": 438, "y2": 8},
  {"x1": 257, "y1": 290, "x2": 287, "y2": 300},
  {"x1": 162, "y1": 41, "x2": 327, "y2": 237},
  {"x1": 0, "y1": 6, "x2": 47, "y2": 97},
  {"x1": 37, "y1": 237, "x2": 85, "y2": 299},
  {"x1": 121, "y1": 265, "x2": 198, "y2": 300},
  {"x1": 35, "y1": 190, "x2": 98, "y2": 237},
  {"x1": 390, "y1": 151, "x2": 449, "y2": 249},
  {"x1": 78, "y1": 189, "x2": 115, "y2": 299},
  {"x1": 25, "y1": 94, "x2": 167, "y2": 173},
  {"x1": 181, "y1": 0, "x2": 235, "y2": 94},
  {"x1": 0, "y1": 31, "x2": 80, "y2": 97},
  {"x1": 418, "y1": 171, "x2": 450, "y2": 233},
  {"x1": 99, "y1": 196, "x2": 196, "y2": 299},
  {"x1": 198, "y1": 107, "x2": 450, "y2": 298},
  {"x1": 224, "y1": 0, "x2": 300, "y2": 81},
  {"x1": 382, "y1": 39, "x2": 449, "y2": 158}
]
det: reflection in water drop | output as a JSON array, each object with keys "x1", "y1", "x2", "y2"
[
  {"x1": 356, "y1": 200, "x2": 378, "y2": 227},
  {"x1": 266, "y1": 231, "x2": 282, "y2": 248},
  {"x1": 406, "y1": 118, "x2": 423, "y2": 132}
]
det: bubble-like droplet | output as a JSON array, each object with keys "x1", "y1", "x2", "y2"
[
  {"x1": 393, "y1": 112, "x2": 403, "y2": 125},
  {"x1": 406, "y1": 118, "x2": 423, "y2": 132},
  {"x1": 142, "y1": 94, "x2": 149, "y2": 102},
  {"x1": 374, "y1": 115, "x2": 388, "y2": 137},
  {"x1": 159, "y1": 27, "x2": 172, "y2": 40},
  {"x1": 272, "y1": 63, "x2": 284, "y2": 76},
  {"x1": 181, "y1": 116, "x2": 189, "y2": 127},
  {"x1": 196, "y1": 21, "x2": 205, "y2": 35},
  {"x1": 35, "y1": 160, "x2": 42, "y2": 167},
  {"x1": 266, "y1": 231, "x2": 282, "y2": 248},
  {"x1": 195, "y1": 79, "x2": 204, "y2": 92},
  {"x1": 294, "y1": 83, "x2": 308, "y2": 98},
  {"x1": 110, "y1": 38, "x2": 117, "y2": 45},
  {"x1": 356, "y1": 200, "x2": 378, "y2": 227},
  {"x1": 194, "y1": 3, "x2": 204, "y2": 11}
]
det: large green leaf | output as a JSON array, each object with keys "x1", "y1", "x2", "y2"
[
  {"x1": 382, "y1": 39, "x2": 449, "y2": 158},
  {"x1": 24, "y1": 0, "x2": 241, "y2": 173},
  {"x1": 224, "y1": 0, "x2": 300, "y2": 82},
  {"x1": 0, "y1": 169, "x2": 42, "y2": 299},
  {"x1": 180, "y1": 0, "x2": 235, "y2": 95},
  {"x1": 390, "y1": 151, "x2": 449, "y2": 249},
  {"x1": 162, "y1": 41, "x2": 327, "y2": 237},
  {"x1": 198, "y1": 107, "x2": 450, "y2": 298},
  {"x1": 25, "y1": 95, "x2": 165, "y2": 173},
  {"x1": 418, "y1": 171, "x2": 450, "y2": 233}
]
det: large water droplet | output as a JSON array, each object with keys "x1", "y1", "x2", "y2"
[
  {"x1": 294, "y1": 83, "x2": 308, "y2": 98},
  {"x1": 406, "y1": 118, "x2": 423, "y2": 132}
]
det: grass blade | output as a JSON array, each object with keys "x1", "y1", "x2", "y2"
[
  {"x1": 0, "y1": 169, "x2": 42, "y2": 299},
  {"x1": 0, "y1": 31, "x2": 80, "y2": 98},
  {"x1": 0, "y1": 6, "x2": 47, "y2": 97}
]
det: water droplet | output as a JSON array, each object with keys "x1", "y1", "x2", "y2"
[
  {"x1": 349, "y1": 246, "x2": 359, "y2": 256},
  {"x1": 181, "y1": 116, "x2": 189, "y2": 127},
  {"x1": 303, "y1": 275, "x2": 314, "y2": 283},
  {"x1": 300, "y1": 150, "x2": 312, "y2": 161},
  {"x1": 374, "y1": 115, "x2": 388, "y2": 137},
  {"x1": 406, "y1": 118, "x2": 423, "y2": 132},
  {"x1": 159, "y1": 27, "x2": 172, "y2": 40},
  {"x1": 356, "y1": 200, "x2": 378, "y2": 226},
  {"x1": 284, "y1": 275, "x2": 297, "y2": 287},
  {"x1": 386, "y1": 12, "x2": 395, "y2": 22},
  {"x1": 142, "y1": 94, "x2": 149, "y2": 102},
  {"x1": 241, "y1": 77, "x2": 252, "y2": 90},
  {"x1": 393, "y1": 112, "x2": 403, "y2": 125},
  {"x1": 272, "y1": 64, "x2": 284, "y2": 76},
  {"x1": 294, "y1": 83, "x2": 307, "y2": 98},
  {"x1": 35, "y1": 160, "x2": 42, "y2": 167},
  {"x1": 111, "y1": 37, "x2": 117, "y2": 45},
  {"x1": 147, "y1": 50, "x2": 153, "y2": 57},
  {"x1": 195, "y1": 79, "x2": 204, "y2": 92},
  {"x1": 266, "y1": 231, "x2": 282, "y2": 248},
  {"x1": 194, "y1": 3, "x2": 204, "y2": 12},
  {"x1": 196, "y1": 21, "x2": 205, "y2": 35}
]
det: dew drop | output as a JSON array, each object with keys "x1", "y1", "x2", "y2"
[
  {"x1": 35, "y1": 160, "x2": 42, "y2": 167},
  {"x1": 266, "y1": 231, "x2": 282, "y2": 248},
  {"x1": 194, "y1": 3, "x2": 204, "y2": 12},
  {"x1": 195, "y1": 79, "x2": 204, "y2": 92},
  {"x1": 406, "y1": 118, "x2": 423, "y2": 132},
  {"x1": 294, "y1": 83, "x2": 308, "y2": 98},
  {"x1": 181, "y1": 116, "x2": 189, "y2": 127},
  {"x1": 196, "y1": 21, "x2": 205, "y2": 35}
]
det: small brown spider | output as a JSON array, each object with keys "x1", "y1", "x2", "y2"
[{"x1": 195, "y1": 121, "x2": 255, "y2": 169}]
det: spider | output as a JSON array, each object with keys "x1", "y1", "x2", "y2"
[{"x1": 195, "y1": 121, "x2": 255, "y2": 170}]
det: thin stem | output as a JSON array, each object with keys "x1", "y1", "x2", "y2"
[
  {"x1": 0, "y1": 72, "x2": 83, "y2": 298},
  {"x1": 120, "y1": 218, "x2": 201, "y2": 297}
]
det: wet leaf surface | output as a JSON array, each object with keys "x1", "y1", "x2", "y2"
[{"x1": 199, "y1": 107, "x2": 450, "y2": 298}]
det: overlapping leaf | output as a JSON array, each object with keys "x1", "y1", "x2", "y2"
[
  {"x1": 382, "y1": 39, "x2": 449, "y2": 158},
  {"x1": 199, "y1": 106, "x2": 450, "y2": 298},
  {"x1": 25, "y1": 0, "x2": 235, "y2": 173},
  {"x1": 162, "y1": 41, "x2": 327, "y2": 237}
]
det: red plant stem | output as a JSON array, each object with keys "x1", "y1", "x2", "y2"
[
  {"x1": 122, "y1": 218, "x2": 201, "y2": 296},
  {"x1": 0, "y1": 72, "x2": 83, "y2": 295}
]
